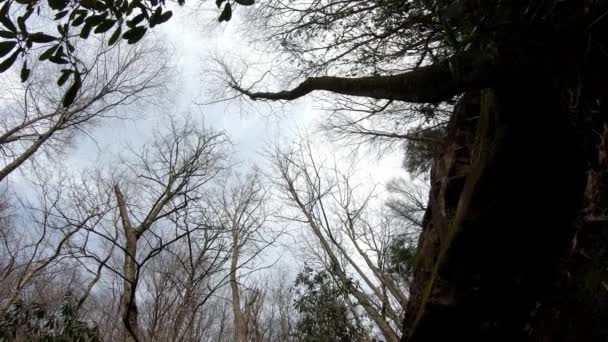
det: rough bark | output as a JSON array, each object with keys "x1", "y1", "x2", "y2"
[
  {"x1": 115, "y1": 185, "x2": 141, "y2": 342},
  {"x1": 233, "y1": 52, "x2": 494, "y2": 103},
  {"x1": 402, "y1": 24, "x2": 608, "y2": 339}
]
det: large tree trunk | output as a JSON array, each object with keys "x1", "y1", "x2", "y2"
[{"x1": 402, "y1": 42, "x2": 608, "y2": 341}]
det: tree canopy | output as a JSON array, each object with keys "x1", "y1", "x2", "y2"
[{"x1": 0, "y1": 0, "x2": 252, "y2": 106}]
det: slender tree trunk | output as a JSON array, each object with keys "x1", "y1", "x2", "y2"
[
  {"x1": 170, "y1": 284, "x2": 192, "y2": 342},
  {"x1": 283, "y1": 178, "x2": 401, "y2": 341},
  {"x1": 0, "y1": 127, "x2": 56, "y2": 182},
  {"x1": 230, "y1": 230, "x2": 247, "y2": 342},
  {"x1": 115, "y1": 185, "x2": 141, "y2": 342},
  {"x1": 122, "y1": 227, "x2": 140, "y2": 342}
]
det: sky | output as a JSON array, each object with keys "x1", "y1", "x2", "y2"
[
  {"x1": 66, "y1": 2, "x2": 407, "y2": 193},
  {"x1": 4, "y1": 2, "x2": 411, "y2": 284}
]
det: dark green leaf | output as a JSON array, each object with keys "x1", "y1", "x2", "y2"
[
  {"x1": 137, "y1": 4, "x2": 150, "y2": 19},
  {"x1": 73, "y1": 9, "x2": 88, "y2": 17},
  {"x1": 235, "y1": 0, "x2": 254, "y2": 6},
  {"x1": 80, "y1": 23, "x2": 93, "y2": 39},
  {"x1": 127, "y1": 13, "x2": 145, "y2": 28},
  {"x1": 58, "y1": 23, "x2": 69, "y2": 37},
  {"x1": 49, "y1": 45, "x2": 68, "y2": 64},
  {"x1": 62, "y1": 73, "x2": 81, "y2": 107},
  {"x1": 39, "y1": 45, "x2": 59, "y2": 60},
  {"x1": 108, "y1": 24, "x2": 121, "y2": 45},
  {"x1": 158, "y1": 11, "x2": 172, "y2": 24},
  {"x1": 215, "y1": 0, "x2": 225, "y2": 8},
  {"x1": 0, "y1": 49, "x2": 20, "y2": 73},
  {"x1": 57, "y1": 69, "x2": 72, "y2": 86},
  {"x1": 0, "y1": 30, "x2": 15, "y2": 38},
  {"x1": 94, "y1": 19, "x2": 115, "y2": 33},
  {"x1": 49, "y1": 55, "x2": 69, "y2": 64},
  {"x1": 72, "y1": 13, "x2": 86, "y2": 27},
  {"x1": 29, "y1": 32, "x2": 57, "y2": 43},
  {"x1": 122, "y1": 26, "x2": 146, "y2": 44},
  {"x1": 218, "y1": 3, "x2": 231, "y2": 22},
  {"x1": 22, "y1": 7, "x2": 34, "y2": 21},
  {"x1": 48, "y1": 0, "x2": 68, "y2": 10},
  {"x1": 56, "y1": 45, "x2": 65, "y2": 57},
  {"x1": 149, "y1": 5, "x2": 162, "y2": 27},
  {"x1": 17, "y1": 17, "x2": 26, "y2": 34},
  {"x1": 20, "y1": 60, "x2": 29, "y2": 82},
  {"x1": 81, "y1": 0, "x2": 106, "y2": 11},
  {"x1": 0, "y1": 41, "x2": 16, "y2": 58},
  {"x1": 0, "y1": 1, "x2": 11, "y2": 17},
  {"x1": 54, "y1": 10, "x2": 69, "y2": 20},
  {"x1": 120, "y1": 0, "x2": 128, "y2": 14},
  {"x1": 85, "y1": 13, "x2": 108, "y2": 27},
  {"x1": 0, "y1": 15, "x2": 16, "y2": 32},
  {"x1": 126, "y1": 0, "x2": 139, "y2": 15}
]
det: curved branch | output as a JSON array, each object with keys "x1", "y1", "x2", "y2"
[{"x1": 233, "y1": 53, "x2": 494, "y2": 103}]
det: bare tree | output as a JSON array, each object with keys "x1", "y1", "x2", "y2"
[
  {"x1": 270, "y1": 136, "x2": 411, "y2": 342},
  {"x1": 55, "y1": 118, "x2": 229, "y2": 342},
  {"x1": 112, "y1": 120, "x2": 228, "y2": 342},
  {"x1": 0, "y1": 40, "x2": 168, "y2": 183},
  {"x1": 243, "y1": 270, "x2": 298, "y2": 342},
  {"x1": 0, "y1": 168, "x2": 113, "y2": 315},
  {"x1": 206, "y1": 171, "x2": 277, "y2": 342},
  {"x1": 140, "y1": 217, "x2": 232, "y2": 342}
]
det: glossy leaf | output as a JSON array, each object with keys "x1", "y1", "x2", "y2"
[
  {"x1": 0, "y1": 49, "x2": 20, "y2": 73},
  {"x1": 54, "y1": 10, "x2": 69, "y2": 20},
  {"x1": 20, "y1": 60, "x2": 30, "y2": 82},
  {"x1": 72, "y1": 13, "x2": 86, "y2": 27},
  {"x1": 127, "y1": 13, "x2": 145, "y2": 28},
  {"x1": 49, "y1": 55, "x2": 69, "y2": 64},
  {"x1": 94, "y1": 19, "x2": 116, "y2": 33},
  {"x1": 29, "y1": 32, "x2": 57, "y2": 43},
  {"x1": 57, "y1": 69, "x2": 72, "y2": 86},
  {"x1": 218, "y1": 3, "x2": 231, "y2": 22},
  {"x1": 85, "y1": 13, "x2": 108, "y2": 27},
  {"x1": 0, "y1": 1, "x2": 11, "y2": 17},
  {"x1": 48, "y1": 0, "x2": 68, "y2": 11},
  {"x1": 0, "y1": 41, "x2": 16, "y2": 58},
  {"x1": 17, "y1": 16, "x2": 26, "y2": 34},
  {"x1": 80, "y1": 23, "x2": 93, "y2": 39},
  {"x1": 0, "y1": 14, "x2": 16, "y2": 33},
  {"x1": 122, "y1": 26, "x2": 146, "y2": 44},
  {"x1": 0, "y1": 30, "x2": 15, "y2": 39},
  {"x1": 235, "y1": 0, "x2": 254, "y2": 6},
  {"x1": 39, "y1": 45, "x2": 59, "y2": 60},
  {"x1": 158, "y1": 11, "x2": 172, "y2": 24},
  {"x1": 62, "y1": 73, "x2": 81, "y2": 107},
  {"x1": 108, "y1": 25, "x2": 122, "y2": 45}
]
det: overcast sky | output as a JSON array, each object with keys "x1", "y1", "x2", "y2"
[
  {"x1": 2, "y1": 3, "x2": 411, "y2": 281},
  {"x1": 62, "y1": 3, "x2": 406, "y2": 190}
]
